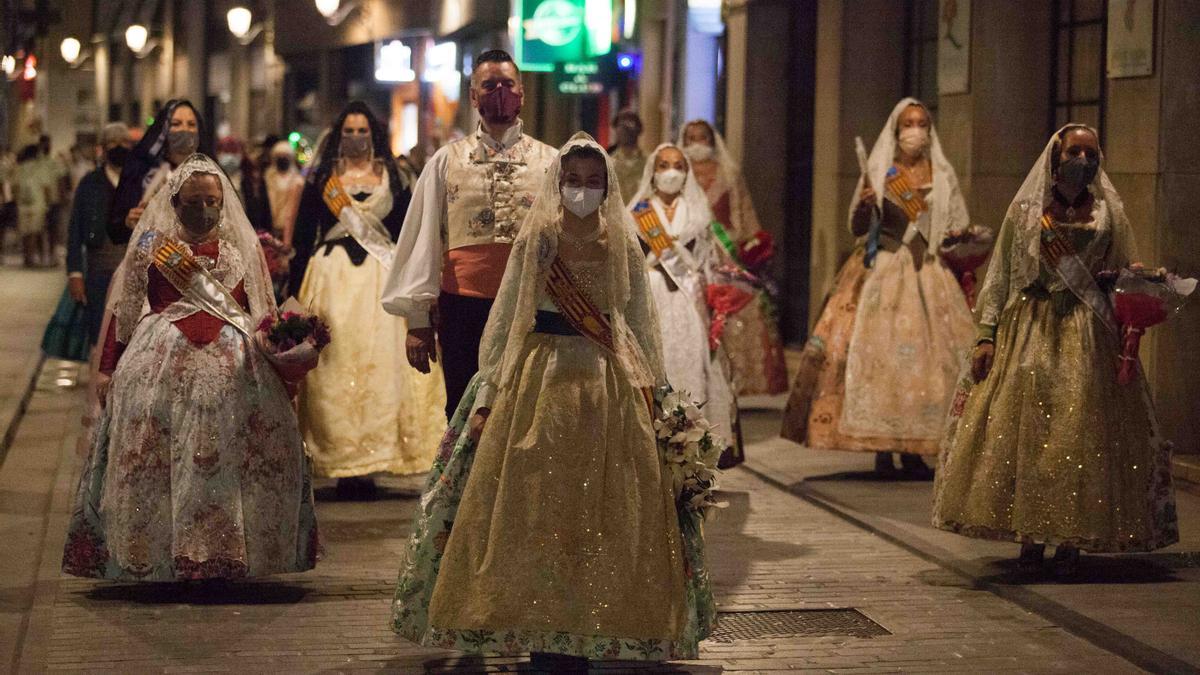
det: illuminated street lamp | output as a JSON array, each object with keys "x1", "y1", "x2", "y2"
[
  {"x1": 2, "y1": 55, "x2": 17, "y2": 78},
  {"x1": 125, "y1": 24, "x2": 149, "y2": 54},
  {"x1": 315, "y1": 0, "x2": 358, "y2": 26},
  {"x1": 60, "y1": 37, "x2": 82, "y2": 65},
  {"x1": 227, "y1": 6, "x2": 263, "y2": 44},
  {"x1": 227, "y1": 7, "x2": 252, "y2": 38}
]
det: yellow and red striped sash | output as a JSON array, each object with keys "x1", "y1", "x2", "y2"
[
  {"x1": 1039, "y1": 212, "x2": 1074, "y2": 267},
  {"x1": 885, "y1": 166, "x2": 927, "y2": 222},
  {"x1": 151, "y1": 236, "x2": 204, "y2": 289},
  {"x1": 544, "y1": 256, "x2": 616, "y2": 353},
  {"x1": 631, "y1": 200, "x2": 675, "y2": 257},
  {"x1": 323, "y1": 174, "x2": 353, "y2": 218}
]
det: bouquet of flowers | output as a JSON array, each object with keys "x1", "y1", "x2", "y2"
[
  {"x1": 1096, "y1": 265, "x2": 1196, "y2": 385},
  {"x1": 939, "y1": 225, "x2": 995, "y2": 308},
  {"x1": 257, "y1": 231, "x2": 293, "y2": 283},
  {"x1": 255, "y1": 297, "x2": 331, "y2": 386},
  {"x1": 653, "y1": 387, "x2": 726, "y2": 518},
  {"x1": 705, "y1": 263, "x2": 759, "y2": 351},
  {"x1": 737, "y1": 230, "x2": 776, "y2": 272}
]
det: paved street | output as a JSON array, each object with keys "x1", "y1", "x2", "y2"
[{"x1": 1, "y1": 269, "x2": 1198, "y2": 674}]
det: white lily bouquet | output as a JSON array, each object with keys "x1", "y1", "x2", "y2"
[{"x1": 653, "y1": 387, "x2": 726, "y2": 518}]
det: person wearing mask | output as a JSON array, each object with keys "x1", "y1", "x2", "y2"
[
  {"x1": 108, "y1": 99, "x2": 211, "y2": 244},
  {"x1": 678, "y1": 120, "x2": 788, "y2": 395},
  {"x1": 290, "y1": 101, "x2": 442, "y2": 499},
  {"x1": 265, "y1": 140, "x2": 304, "y2": 247},
  {"x1": 782, "y1": 98, "x2": 975, "y2": 479},
  {"x1": 609, "y1": 109, "x2": 646, "y2": 203},
  {"x1": 933, "y1": 125, "x2": 1178, "y2": 576},
  {"x1": 382, "y1": 49, "x2": 558, "y2": 420},
  {"x1": 61, "y1": 123, "x2": 133, "y2": 347},
  {"x1": 64, "y1": 154, "x2": 317, "y2": 581},
  {"x1": 391, "y1": 134, "x2": 712, "y2": 668},
  {"x1": 627, "y1": 143, "x2": 740, "y2": 465}
]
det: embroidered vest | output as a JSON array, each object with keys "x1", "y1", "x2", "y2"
[{"x1": 443, "y1": 133, "x2": 555, "y2": 250}]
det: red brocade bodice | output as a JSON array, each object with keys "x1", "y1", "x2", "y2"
[{"x1": 100, "y1": 240, "x2": 249, "y2": 374}]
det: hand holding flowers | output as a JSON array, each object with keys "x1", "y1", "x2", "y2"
[
  {"x1": 653, "y1": 387, "x2": 726, "y2": 518},
  {"x1": 255, "y1": 297, "x2": 332, "y2": 388}
]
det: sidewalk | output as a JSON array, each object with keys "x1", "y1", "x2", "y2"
[{"x1": 739, "y1": 400, "x2": 1200, "y2": 673}]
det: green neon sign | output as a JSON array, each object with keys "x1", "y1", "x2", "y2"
[{"x1": 515, "y1": 0, "x2": 613, "y2": 72}]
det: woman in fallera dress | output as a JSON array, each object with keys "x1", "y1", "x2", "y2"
[
  {"x1": 781, "y1": 98, "x2": 975, "y2": 479},
  {"x1": 627, "y1": 142, "x2": 739, "y2": 465},
  {"x1": 62, "y1": 154, "x2": 317, "y2": 581},
  {"x1": 290, "y1": 101, "x2": 444, "y2": 498},
  {"x1": 391, "y1": 134, "x2": 712, "y2": 669},
  {"x1": 933, "y1": 125, "x2": 1178, "y2": 576},
  {"x1": 678, "y1": 119, "x2": 788, "y2": 395}
]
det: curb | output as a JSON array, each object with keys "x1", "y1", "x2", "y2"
[
  {"x1": 0, "y1": 351, "x2": 45, "y2": 468},
  {"x1": 738, "y1": 463, "x2": 1200, "y2": 675}
]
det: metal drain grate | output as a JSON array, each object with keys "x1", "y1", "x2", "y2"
[{"x1": 708, "y1": 609, "x2": 890, "y2": 642}]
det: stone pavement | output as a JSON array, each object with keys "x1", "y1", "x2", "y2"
[{"x1": 0, "y1": 266, "x2": 1189, "y2": 673}]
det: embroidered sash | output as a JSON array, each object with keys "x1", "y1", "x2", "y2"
[
  {"x1": 137, "y1": 231, "x2": 255, "y2": 337},
  {"x1": 1039, "y1": 212, "x2": 1117, "y2": 335},
  {"x1": 544, "y1": 256, "x2": 655, "y2": 417},
  {"x1": 322, "y1": 175, "x2": 395, "y2": 269},
  {"x1": 632, "y1": 200, "x2": 675, "y2": 257},
  {"x1": 544, "y1": 257, "x2": 617, "y2": 353},
  {"x1": 885, "y1": 166, "x2": 927, "y2": 222}
]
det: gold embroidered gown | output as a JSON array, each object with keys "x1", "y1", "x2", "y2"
[
  {"x1": 426, "y1": 244, "x2": 689, "y2": 654},
  {"x1": 933, "y1": 199, "x2": 1178, "y2": 552}
]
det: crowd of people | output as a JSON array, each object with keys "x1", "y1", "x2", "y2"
[{"x1": 4, "y1": 45, "x2": 1178, "y2": 669}]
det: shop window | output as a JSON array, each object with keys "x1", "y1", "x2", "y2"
[
  {"x1": 1051, "y1": 0, "x2": 1106, "y2": 139},
  {"x1": 904, "y1": 0, "x2": 939, "y2": 113}
]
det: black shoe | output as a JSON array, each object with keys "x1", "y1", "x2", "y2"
[
  {"x1": 1052, "y1": 546, "x2": 1081, "y2": 579},
  {"x1": 1017, "y1": 542, "x2": 1046, "y2": 573},
  {"x1": 335, "y1": 476, "x2": 378, "y2": 501},
  {"x1": 529, "y1": 652, "x2": 588, "y2": 673},
  {"x1": 899, "y1": 453, "x2": 934, "y2": 480},
  {"x1": 874, "y1": 452, "x2": 898, "y2": 479}
]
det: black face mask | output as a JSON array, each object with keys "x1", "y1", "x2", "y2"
[
  {"x1": 1058, "y1": 156, "x2": 1099, "y2": 189},
  {"x1": 105, "y1": 146, "x2": 130, "y2": 169},
  {"x1": 178, "y1": 203, "x2": 221, "y2": 235},
  {"x1": 167, "y1": 129, "x2": 199, "y2": 158},
  {"x1": 274, "y1": 157, "x2": 291, "y2": 172}
]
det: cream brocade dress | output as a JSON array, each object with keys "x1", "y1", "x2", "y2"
[
  {"x1": 933, "y1": 203, "x2": 1178, "y2": 552},
  {"x1": 297, "y1": 187, "x2": 446, "y2": 477},
  {"x1": 427, "y1": 255, "x2": 689, "y2": 649}
]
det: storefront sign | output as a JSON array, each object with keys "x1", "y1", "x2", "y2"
[{"x1": 515, "y1": 0, "x2": 613, "y2": 72}]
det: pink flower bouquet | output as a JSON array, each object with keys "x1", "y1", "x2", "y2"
[
  {"x1": 255, "y1": 298, "x2": 331, "y2": 386},
  {"x1": 1098, "y1": 266, "x2": 1196, "y2": 385},
  {"x1": 939, "y1": 225, "x2": 995, "y2": 308}
]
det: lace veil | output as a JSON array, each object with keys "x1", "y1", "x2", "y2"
[
  {"x1": 677, "y1": 119, "x2": 739, "y2": 190},
  {"x1": 477, "y1": 132, "x2": 665, "y2": 394},
  {"x1": 975, "y1": 124, "x2": 1136, "y2": 327},
  {"x1": 107, "y1": 153, "x2": 277, "y2": 343},
  {"x1": 848, "y1": 97, "x2": 968, "y2": 252}
]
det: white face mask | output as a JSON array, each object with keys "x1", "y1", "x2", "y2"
[
  {"x1": 683, "y1": 143, "x2": 714, "y2": 162},
  {"x1": 561, "y1": 186, "x2": 606, "y2": 218},
  {"x1": 654, "y1": 168, "x2": 686, "y2": 195},
  {"x1": 897, "y1": 126, "x2": 931, "y2": 156}
]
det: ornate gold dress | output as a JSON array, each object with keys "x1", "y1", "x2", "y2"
[
  {"x1": 933, "y1": 201, "x2": 1178, "y2": 552},
  {"x1": 426, "y1": 252, "x2": 689, "y2": 652}
]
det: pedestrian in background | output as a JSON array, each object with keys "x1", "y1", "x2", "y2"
[{"x1": 15, "y1": 144, "x2": 50, "y2": 267}]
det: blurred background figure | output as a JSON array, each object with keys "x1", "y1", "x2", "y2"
[
  {"x1": 0, "y1": 146, "x2": 15, "y2": 260},
  {"x1": 265, "y1": 140, "x2": 304, "y2": 247},
  {"x1": 609, "y1": 109, "x2": 645, "y2": 204},
  {"x1": 15, "y1": 144, "x2": 50, "y2": 267}
]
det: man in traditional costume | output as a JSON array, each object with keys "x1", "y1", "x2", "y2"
[{"x1": 382, "y1": 49, "x2": 557, "y2": 419}]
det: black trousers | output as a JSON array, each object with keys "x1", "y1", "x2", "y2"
[{"x1": 437, "y1": 291, "x2": 496, "y2": 420}]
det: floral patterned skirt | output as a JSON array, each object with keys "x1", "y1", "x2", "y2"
[
  {"x1": 933, "y1": 292, "x2": 1178, "y2": 552},
  {"x1": 62, "y1": 317, "x2": 318, "y2": 581},
  {"x1": 723, "y1": 290, "x2": 788, "y2": 396},
  {"x1": 392, "y1": 340, "x2": 710, "y2": 661},
  {"x1": 782, "y1": 249, "x2": 944, "y2": 454}
]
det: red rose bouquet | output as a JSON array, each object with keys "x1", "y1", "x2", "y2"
[
  {"x1": 1097, "y1": 266, "x2": 1196, "y2": 385},
  {"x1": 255, "y1": 298, "x2": 331, "y2": 387},
  {"x1": 939, "y1": 225, "x2": 995, "y2": 309},
  {"x1": 257, "y1": 231, "x2": 293, "y2": 283},
  {"x1": 737, "y1": 230, "x2": 776, "y2": 272},
  {"x1": 705, "y1": 263, "x2": 756, "y2": 351}
]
